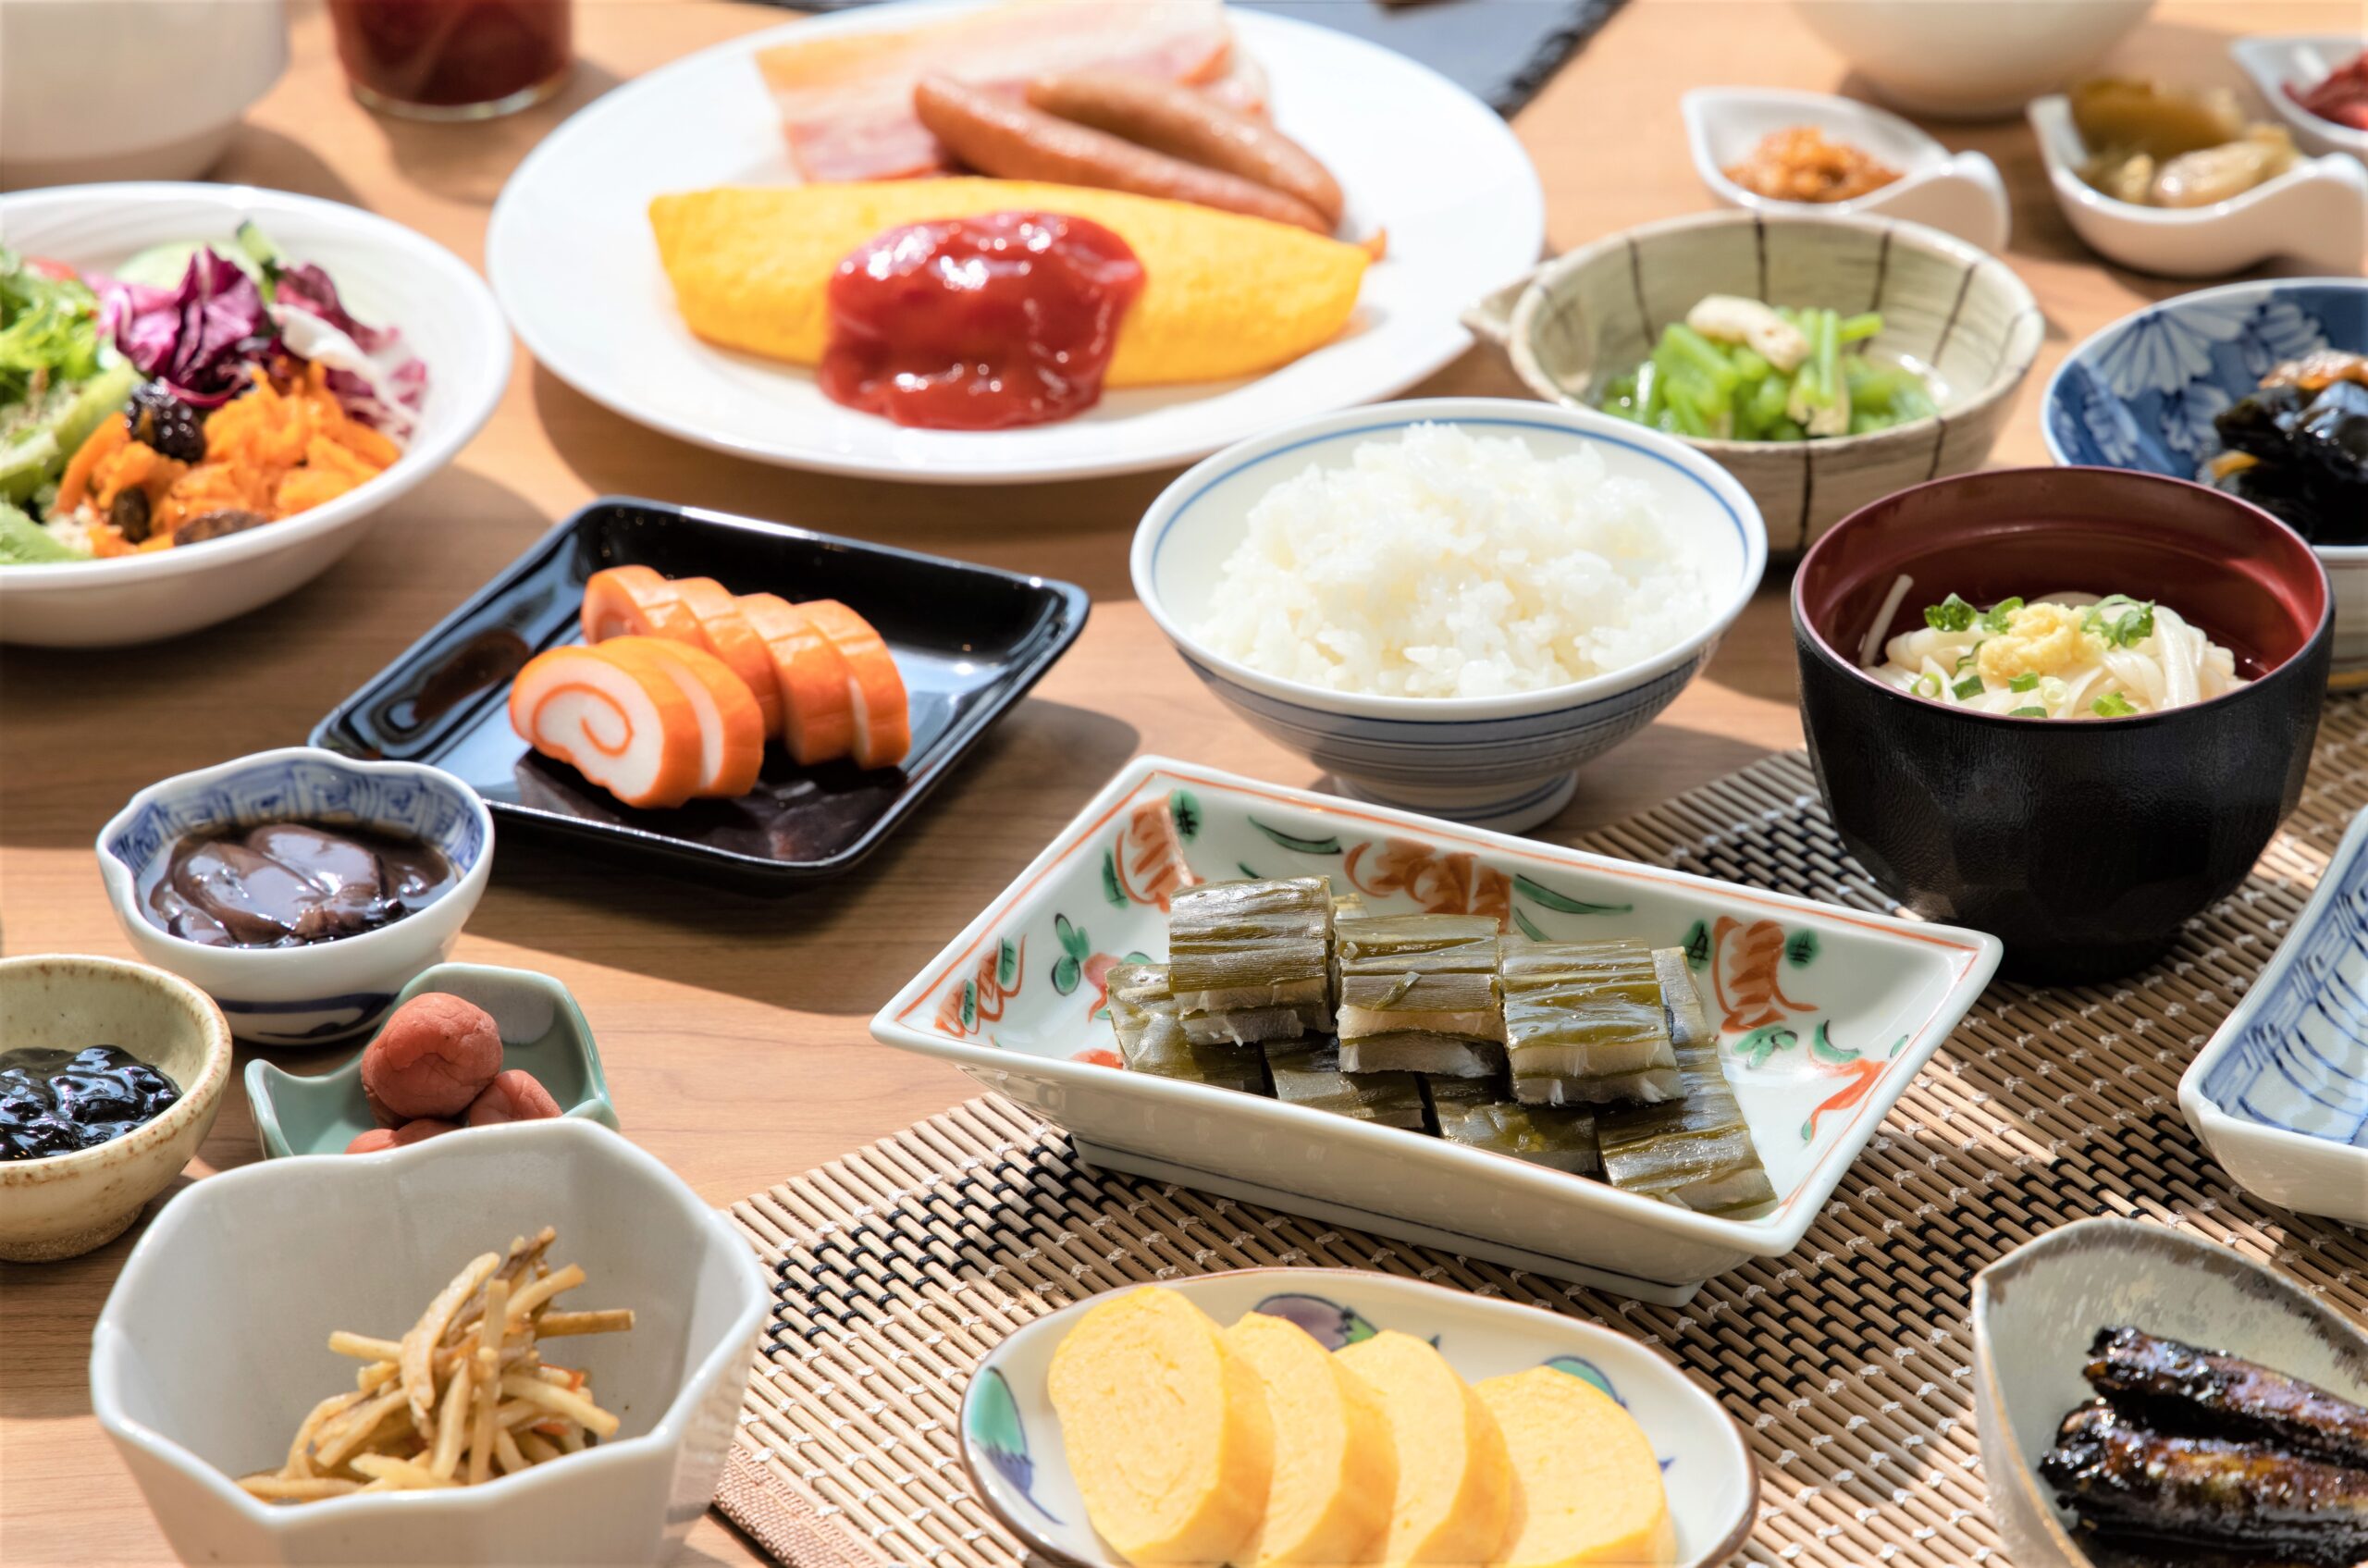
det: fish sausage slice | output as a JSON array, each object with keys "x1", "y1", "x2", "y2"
[
  {"x1": 580, "y1": 564, "x2": 706, "y2": 645},
  {"x1": 737, "y1": 592, "x2": 857, "y2": 767},
  {"x1": 610, "y1": 636, "x2": 764, "y2": 799},
  {"x1": 912, "y1": 75, "x2": 1330, "y2": 234},
  {"x1": 668, "y1": 576, "x2": 785, "y2": 740},
  {"x1": 508, "y1": 644, "x2": 705, "y2": 811},
  {"x1": 796, "y1": 599, "x2": 911, "y2": 771},
  {"x1": 1026, "y1": 72, "x2": 1343, "y2": 228}
]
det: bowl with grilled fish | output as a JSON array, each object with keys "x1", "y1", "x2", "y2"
[
  {"x1": 870, "y1": 755, "x2": 2000, "y2": 1306},
  {"x1": 1971, "y1": 1217, "x2": 2368, "y2": 1568}
]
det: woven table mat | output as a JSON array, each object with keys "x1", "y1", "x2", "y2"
[{"x1": 717, "y1": 698, "x2": 2368, "y2": 1568}]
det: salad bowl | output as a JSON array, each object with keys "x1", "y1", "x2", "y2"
[
  {"x1": 0, "y1": 183, "x2": 508, "y2": 647},
  {"x1": 963, "y1": 1268, "x2": 1758, "y2": 1568},
  {"x1": 873, "y1": 756, "x2": 2001, "y2": 1304}
]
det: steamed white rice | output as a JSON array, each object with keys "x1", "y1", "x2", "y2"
[{"x1": 1190, "y1": 423, "x2": 1717, "y2": 698}]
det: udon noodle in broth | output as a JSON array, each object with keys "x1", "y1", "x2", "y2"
[{"x1": 1868, "y1": 580, "x2": 2248, "y2": 719}]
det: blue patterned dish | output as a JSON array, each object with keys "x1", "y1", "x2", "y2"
[
  {"x1": 95, "y1": 747, "x2": 494, "y2": 1047},
  {"x1": 2179, "y1": 809, "x2": 2368, "y2": 1227},
  {"x1": 957, "y1": 1267, "x2": 1757, "y2": 1568},
  {"x1": 2041, "y1": 278, "x2": 2368, "y2": 683}
]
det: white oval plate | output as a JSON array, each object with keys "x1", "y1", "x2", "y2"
[
  {"x1": 485, "y1": 2, "x2": 1545, "y2": 485},
  {"x1": 959, "y1": 1268, "x2": 1758, "y2": 1568}
]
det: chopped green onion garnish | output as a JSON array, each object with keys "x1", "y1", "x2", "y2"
[
  {"x1": 2108, "y1": 601, "x2": 2155, "y2": 648},
  {"x1": 2008, "y1": 705, "x2": 2048, "y2": 717},
  {"x1": 1913, "y1": 673, "x2": 1942, "y2": 698},
  {"x1": 1952, "y1": 674, "x2": 1984, "y2": 700},
  {"x1": 2040, "y1": 677, "x2": 2069, "y2": 707},
  {"x1": 1980, "y1": 598, "x2": 2025, "y2": 635},
  {"x1": 2008, "y1": 672, "x2": 2040, "y2": 692},
  {"x1": 2092, "y1": 692, "x2": 2138, "y2": 717},
  {"x1": 1924, "y1": 594, "x2": 1977, "y2": 633}
]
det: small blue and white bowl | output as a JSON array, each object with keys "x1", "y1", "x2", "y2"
[
  {"x1": 2179, "y1": 809, "x2": 2368, "y2": 1228},
  {"x1": 97, "y1": 747, "x2": 494, "y2": 1047},
  {"x1": 1130, "y1": 398, "x2": 1769, "y2": 833},
  {"x1": 2042, "y1": 278, "x2": 2368, "y2": 685}
]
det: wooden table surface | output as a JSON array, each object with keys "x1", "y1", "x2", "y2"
[{"x1": 2, "y1": 1, "x2": 2351, "y2": 1562}]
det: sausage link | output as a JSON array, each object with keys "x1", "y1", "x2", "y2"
[{"x1": 1026, "y1": 71, "x2": 1344, "y2": 228}]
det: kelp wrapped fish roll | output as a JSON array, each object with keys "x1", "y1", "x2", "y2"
[
  {"x1": 1336, "y1": 914, "x2": 1506, "y2": 1078},
  {"x1": 1498, "y1": 938, "x2": 1681, "y2": 1105},
  {"x1": 1265, "y1": 1037, "x2": 1426, "y2": 1130},
  {"x1": 1597, "y1": 950, "x2": 1775, "y2": 1216},
  {"x1": 1166, "y1": 877, "x2": 1336, "y2": 1045},
  {"x1": 1424, "y1": 1075, "x2": 1600, "y2": 1176},
  {"x1": 1104, "y1": 963, "x2": 1273, "y2": 1096}
]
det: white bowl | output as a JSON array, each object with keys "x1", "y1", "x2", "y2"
[
  {"x1": 1129, "y1": 398, "x2": 1769, "y2": 833},
  {"x1": 96, "y1": 747, "x2": 495, "y2": 1046},
  {"x1": 91, "y1": 1118, "x2": 770, "y2": 1567},
  {"x1": 0, "y1": 2, "x2": 286, "y2": 188},
  {"x1": 0, "y1": 184, "x2": 510, "y2": 647},
  {"x1": 1682, "y1": 87, "x2": 2011, "y2": 251},
  {"x1": 1969, "y1": 1218, "x2": 2368, "y2": 1568},
  {"x1": 2027, "y1": 93, "x2": 2368, "y2": 278},
  {"x1": 872, "y1": 756, "x2": 2002, "y2": 1305},
  {"x1": 1792, "y1": 0, "x2": 2155, "y2": 120},
  {"x1": 2231, "y1": 33, "x2": 2368, "y2": 162},
  {"x1": 961, "y1": 1268, "x2": 1758, "y2": 1568},
  {"x1": 2178, "y1": 808, "x2": 2368, "y2": 1227}
]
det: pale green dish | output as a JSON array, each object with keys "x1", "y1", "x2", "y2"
[{"x1": 243, "y1": 962, "x2": 619, "y2": 1158}]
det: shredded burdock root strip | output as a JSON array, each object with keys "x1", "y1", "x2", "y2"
[{"x1": 235, "y1": 1229, "x2": 635, "y2": 1505}]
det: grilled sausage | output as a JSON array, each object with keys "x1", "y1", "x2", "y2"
[
  {"x1": 1025, "y1": 71, "x2": 1344, "y2": 228},
  {"x1": 911, "y1": 75, "x2": 1330, "y2": 234}
]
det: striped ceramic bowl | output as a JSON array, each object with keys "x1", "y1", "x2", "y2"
[{"x1": 1129, "y1": 398, "x2": 1767, "y2": 833}]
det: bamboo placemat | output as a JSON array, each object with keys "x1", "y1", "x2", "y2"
[{"x1": 718, "y1": 698, "x2": 2368, "y2": 1568}]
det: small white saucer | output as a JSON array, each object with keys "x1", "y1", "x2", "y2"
[{"x1": 2230, "y1": 33, "x2": 2368, "y2": 163}]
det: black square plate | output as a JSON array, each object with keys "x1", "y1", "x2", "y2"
[{"x1": 311, "y1": 497, "x2": 1089, "y2": 891}]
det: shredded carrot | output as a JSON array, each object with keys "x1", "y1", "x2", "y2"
[{"x1": 56, "y1": 419, "x2": 127, "y2": 511}]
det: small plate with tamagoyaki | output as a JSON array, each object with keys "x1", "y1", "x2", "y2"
[{"x1": 959, "y1": 1267, "x2": 1758, "y2": 1568}]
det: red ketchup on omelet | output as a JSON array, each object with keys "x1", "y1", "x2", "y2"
[{"x1": 818, "y1": 211, "x2": 1145, "y2": 430}]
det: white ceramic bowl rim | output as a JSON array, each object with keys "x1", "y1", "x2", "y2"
[
  {"x1": 0, "y1": 181, "x2": 510, "y2": 593},
  {"x1": 88, "y1": 1118, "x2": 770, "y2": 1528},
  {"x1": 1509, "y1": 209, "x2": 2043, "y2": 456},
  {"x1": 2230, "y1": 33, "x2": 2368, "y2": 153},
  {"x1": 1129, "y1": 396, "x2": 1771, "y2": 722},
  {"x1": 2028, "y1": 95, "x2": 2364, "y2": 228},
  {"x1": 93, "y1": 746, "x2": 497, "y2": 967},
  {"x1": 0, "y1": 952, "x2": 232, "y2": 1184},
  {"x1": 2039, "y1": 274, "x2": 2368, "y2": 562},
  {"x1": 1682, "y1": 86, "x2": 1960, "y2": 217}
]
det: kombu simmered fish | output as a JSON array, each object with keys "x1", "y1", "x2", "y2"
[
  {"x1": 1498, "y1": 937, "x2": 1681, "y2": 1105},
  {"x1": 1595, "y1": 949, "x2": 1776, "y2": 1216},
  {"x1": 1264, "y1": 1036, "x2": 1426, "y2": 1130},
  {"x1": 1424, "y1": 1074, "x2": 1601, "y2": 1176},
  {"x1": 1166, "y1": 876, "x2": 1336, "y2": 1044},
  {"x1": 1104, "y1": 963, "x2": 1273, "y2": 1097},
  {"x1": 2040, "y1": 1326, "x2": 2368, "y2": 1568},
  {"x1": 1336, "y1": 913, "x2": 1506, "y2": 1078}
]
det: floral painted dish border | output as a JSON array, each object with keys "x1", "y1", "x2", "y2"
[{"x1": 956, "y1": 1267, "x2": 1758, "y2": 1568}]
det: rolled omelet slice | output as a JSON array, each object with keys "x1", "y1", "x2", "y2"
[
  {"x1": 647, "y1": 181, "x2": 1369, "y2": 388},
  {"x1": 1046, "y1": 1288, "x2": 1275, "y2": 1566},
  {"x1": 1335, "y1": 1330, "x2": 1511, "y2": 1566},
  {"x1": 1473, "y1": 1367, "x2": 1675, "y2": 1568},
  {"x1": 1223, "y1": 1312, "x2": 1395, "y2": 1566}
]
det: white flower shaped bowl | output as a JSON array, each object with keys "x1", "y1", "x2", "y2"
[
  {"x1": 1129, "y1": 398, "x2": 1768, "y2": 833},
  {"x1": 91, "y1": 1118, "x2": 770, "y2": 1568},
  {"x1": 96, "y1": 747, "x2": 494, "y2": 1046},
  {"x1": 1970, "y1": 1218, "x2": 2368, "y2": 1568},
  {"x1": 960, "y1": 1268, "x2": 1758, "y2": 1568},
  {"x1": 2230, "y1": 33, "x2": 2368, "y2": 163},
  {"x1": 0, "y1": 183, "x2": 509, "y2": 648},
  {"x1": 2026, "y1": 93, "x2": 2368, "y2": 278},
  {"x1": 1682, "y1": 87, "x2": 2010, "y2": 251},
  {"x1": 2177, "y1": 808, "x2": 2368, "y2": 1227}
]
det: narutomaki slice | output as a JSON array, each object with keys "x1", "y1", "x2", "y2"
[
  {"x1": 580, "y1": 564, "x2": 706, "y2": 645},
  {"x1": 798, "y1": 599, "x2": 911, "y2": 770},
  {"x1": 508, "y1": 643, "x2": 704, "y2": 809},
  {"x1": 737, "y1": 592, "x2": 857, "y2": 767},
  {"x1": 610, "y1": 636, "x2": 764, "y2": 799},
  {"x1": 669, "y1": 576, "x2": 784, "y2": 739}
]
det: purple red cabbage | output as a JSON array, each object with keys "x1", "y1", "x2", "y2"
[
  {"x1": 270, "y1": 260, "x2": 428, "y2": 438},
  {"x1": 97, "y1": 250, "x2": 269, "y2": 409}
]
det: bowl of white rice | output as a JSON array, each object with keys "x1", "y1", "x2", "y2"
[{"x1": 1131, "y1": 398, "x2": 1768, "y2": 831}]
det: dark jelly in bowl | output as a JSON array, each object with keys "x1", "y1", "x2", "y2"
[{"x1": 1794, "y1": 467, "x2": 2330, "y2": 982}]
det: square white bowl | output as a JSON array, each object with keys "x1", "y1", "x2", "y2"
[
  {"x1": 91, "y1": 1119, "x2": 768, "y2": 1566},
  {"x1": 871, "y1": 757, "x2": 2000, "y2": 1304}
]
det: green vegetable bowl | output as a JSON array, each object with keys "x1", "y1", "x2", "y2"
[
  {"x1": 243, "y1": 962, "x2": 619, "y2": 1158},
  {"x1": 1466, "y1": 210, "x2": 2042, "y2": 558}
]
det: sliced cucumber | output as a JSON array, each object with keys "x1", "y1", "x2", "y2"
[
  {"x1": 0, "y1": 500, "x2": 86, "y2": 563},
  {"x1": 0, "y1": 429, "x2": 59, "y2": 505},
  {"x1": 51, "y1": 360, "x2": 135, "y2": 466},
  {"x1": 114, "y1": 239, "x2": 265, "y2": 290},
  {"x1": 236, "y1": 220, "x2": 285, "y2": 278}
]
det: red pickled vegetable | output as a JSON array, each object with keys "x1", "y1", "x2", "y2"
[
  {"x1": 358, "y1": 993, "x2": 502, "y2": 1120},
  {"x1": 464, "y1": 1069, "x2": 563, "y2": 1127}
]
